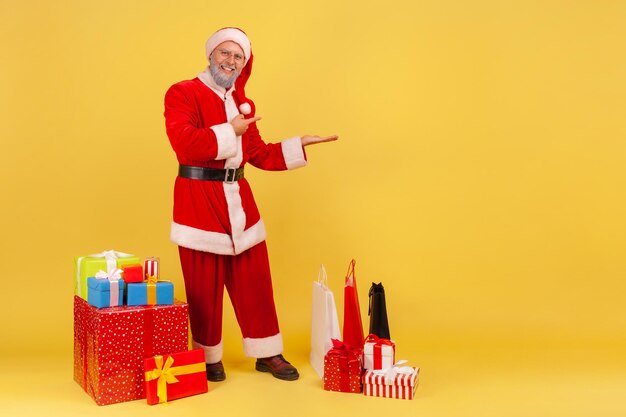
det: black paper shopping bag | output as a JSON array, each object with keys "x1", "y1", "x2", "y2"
[{"x1": 368, "y1": 282, "x2": 390, "y2": 339}]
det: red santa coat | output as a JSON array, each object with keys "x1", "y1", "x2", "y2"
[{"x1": 165, "y1": 59, "x2": 306, "y2": 255}]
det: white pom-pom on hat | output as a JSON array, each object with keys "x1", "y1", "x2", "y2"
[{"x1": 239, "y1": 102, "x2": 252, "y2": 115}]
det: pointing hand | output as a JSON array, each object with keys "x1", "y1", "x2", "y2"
[{"x1": 230, "y1": 114, "x2": 262, "y2": 136}]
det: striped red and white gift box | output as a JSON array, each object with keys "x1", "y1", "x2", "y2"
[
  {"x1": 144, "y1": 257, "x2": 160, "y2": 280},
  {"x1": 362, "y1": 367, "x2": 419, "y2": 400}
]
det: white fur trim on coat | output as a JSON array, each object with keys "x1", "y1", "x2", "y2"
[
  {"x1": 243, "y1": 332, "x2": 283, "y2": 358},
  {"x1": 210, "y1": 123, "x2": 237, "y2": 160},
  {"x1": 193, "y1": 339, "x2": 223, "y2": 364},
  {"x1": 224, "y1": 182, "x2": 246, "y2": 253},
  {"x1": 232, "y1": 219, "x2": 266, "y2": 254},
  {"x1": 170, "y1": 220, "x2": 267, "y2": 256},
  {"x1": 281, "y1": 137, "x2": 307, "y2": 170}
]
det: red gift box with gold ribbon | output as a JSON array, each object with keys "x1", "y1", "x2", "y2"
[
  {"x1": 323, "y1": 339, "x2": 363, "y2": 393},
  {"x1": 73, "y1": 296, "x2": 189, "y2": 405},
  {"x1": 144, "y1": 349, "x2": 208, "y2": 405}
]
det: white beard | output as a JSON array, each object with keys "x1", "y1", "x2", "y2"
[{"x1": 209, "y1": 55, "x2": 241, "y2": 89}]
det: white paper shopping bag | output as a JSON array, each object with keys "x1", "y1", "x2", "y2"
[{"x1": 310, "y1": 264, "x2": 341, "y2": 379}]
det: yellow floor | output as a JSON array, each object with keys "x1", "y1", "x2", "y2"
[{"x1": 2, "y1": 343, "x2": 625, "y2": 417}]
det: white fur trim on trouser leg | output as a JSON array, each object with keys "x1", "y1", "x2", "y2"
[
  {"x1": 281, "y1": 137, "x2": 307, "y2": 170},
  {"x1": 193, "y1": 339, "x2": 223, "y2": 364},
  {"x1": 210, "y1": 123, "x2": 237, "y2": 160},
  {"x1": 242, "y1": 333, "x2": 283, "y2": 358}
]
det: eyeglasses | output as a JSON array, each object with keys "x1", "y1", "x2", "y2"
[{"x1": 216, "y1": 48, "x2": 245, "y2": 63}]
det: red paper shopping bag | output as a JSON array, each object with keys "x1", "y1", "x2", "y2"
[{"x1": 342, "y1": 259, "x2": 364, "y2": 348}]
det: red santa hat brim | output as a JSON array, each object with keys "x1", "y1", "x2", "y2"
[{"x1": 205, "y1": 27, "x2": 251, "y2": 64}]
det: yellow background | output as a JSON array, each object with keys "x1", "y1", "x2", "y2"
[{"x1": 1, "y1": 0, "x2": 625, "y2": 416}]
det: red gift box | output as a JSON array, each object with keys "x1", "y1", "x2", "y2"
[
  {"x1": 144, "y1": 349, "x2": 208, "y2": 404},
  {"x1": 122, "y1": 265, "x2": 144, "y2": 283},
  {"x1": 73, "y1": 296, "x2": 189, "y2": 406},
  {"x1": 323, "y1": 339, "x2": 363, "y2": 393}
]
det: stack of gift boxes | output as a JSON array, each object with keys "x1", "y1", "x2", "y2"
[
  {"x1": 323, "y1": 335, "x2": 419, "y2": 400},
  {"x1": 73, "y1": 250, "x2": 207, "y2": 406},
  {"x1": 361, "y1": 335, "x2": 418, "y2": 400}
]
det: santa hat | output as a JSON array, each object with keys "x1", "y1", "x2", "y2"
[{"x1": 205, "y1": 27, "x2": 251, "y2": 65}]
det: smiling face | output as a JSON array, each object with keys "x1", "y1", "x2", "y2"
[{"x1": 209, "y1": 41, "x2": 245, "y2": 88}]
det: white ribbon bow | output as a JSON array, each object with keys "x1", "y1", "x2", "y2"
[
  {"x1": 95, "y1": 268, "x2": 122, "y2": 281},
  {"x1": 372, "y1": 360, "x2": 414, "y2": 384},
  {"x1": 94, "y1": 268, "x2": 123, "y2": 306}
]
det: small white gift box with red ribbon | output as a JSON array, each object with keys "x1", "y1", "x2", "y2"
[
  {"x1": 363, "y1": 361, "x2": 419, "y2": 400},
  {"x1": 363, "y1": 334, "x2": 396, "y2": 370}
]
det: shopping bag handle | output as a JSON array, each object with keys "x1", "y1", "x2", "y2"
[
  {"x1": 368, "y1": 282, "x2": 383, "y2": 316},
  {"x1": 345, "y1": 259, "x2": 356, "y2": 286},
  {"x1": 317, "y1": 264, "x2": 329, "y2": 287}
]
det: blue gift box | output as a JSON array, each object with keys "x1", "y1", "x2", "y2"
[
  {"x1": 87, "y1": 277, "x2": 126, "y2": 308},
  {"x1": 127, "y1": 281, "x2": 174, "y2": 306}
]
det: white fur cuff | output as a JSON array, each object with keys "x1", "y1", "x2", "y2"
[
  {"x1": 193, "y1": 339, "x2": 223, "y2": 364},
  {"x1": 281, "y1": 137, "x2": 307, "y2": 170},
  {"x1": 243, "y1": 333, "x2": 283, "y2": 358},
  {"x1": 211, "y1": 123, "x2": 237, "y2": 160}
]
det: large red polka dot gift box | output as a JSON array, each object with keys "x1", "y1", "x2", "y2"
[{"x1": 73, "y1": 296, "x2": 189, "y2": 406}]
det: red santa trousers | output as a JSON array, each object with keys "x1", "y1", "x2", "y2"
[{"x1": 178, "y1": 241, "x2": 283, "y2": 364}]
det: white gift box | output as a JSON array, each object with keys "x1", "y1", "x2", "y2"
[{"x1": 363, "y1": 337, "x2": 396, "y2": 370}]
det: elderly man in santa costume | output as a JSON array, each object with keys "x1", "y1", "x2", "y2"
[{"x1": 164, "y1": 27, "x2": 337, "y2": 382}]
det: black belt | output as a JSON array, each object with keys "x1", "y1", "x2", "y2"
[{"x1": 178, "y1": 165, "x2": 245, "y2": 183}]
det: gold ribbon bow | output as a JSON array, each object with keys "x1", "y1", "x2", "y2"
[{"x1": 144, "y1": 355, "x2": 205, "y2": 403}]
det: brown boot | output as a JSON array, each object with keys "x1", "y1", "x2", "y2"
[
  {"x1": 255, "y1": 354, "x2": 299, "y2": 381},
  {"x1": 205, "y1": 361, "x2": 226, "y2": 382}
]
